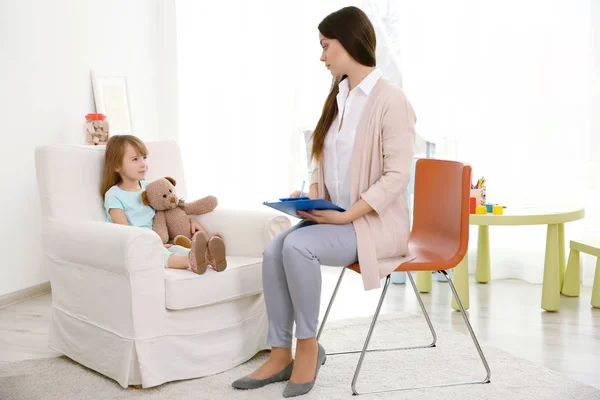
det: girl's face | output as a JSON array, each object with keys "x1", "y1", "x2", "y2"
[
  {"x1": 117, "y1": 143, "x2": 148, "y2": 182},
  {"x1": 319, "y1": 33, "x2": 352, "y2": 77}
]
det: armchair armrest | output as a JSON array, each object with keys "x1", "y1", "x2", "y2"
[
  {"x1": 42, "y1": 217, "x2": 165, "y2": 338},
  {"x1": 195, "y1": 208, "x2": 291, "y2": 257},
  {"x1": 43, "y1": 217, "x2": 164, "y2": 276}
]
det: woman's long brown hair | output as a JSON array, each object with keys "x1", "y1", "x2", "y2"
[
  {"x1": 312, "y1": 6, "x2": 377, "y2": 163},
  {"x1": 100, "y1": 135, "x2": 148, "y2": 198}
]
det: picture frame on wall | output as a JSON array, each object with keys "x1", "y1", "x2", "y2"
[{"x1": 90, "y1": 70, "x2": 133, "y2": 135}]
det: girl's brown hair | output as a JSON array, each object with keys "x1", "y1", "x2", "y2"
[
  {"x1": 101, "y1": 135, "x2": 148, "y2": 198},
  {"x1": 312, "y1": 6, "x2": 377, "y2": 163}
]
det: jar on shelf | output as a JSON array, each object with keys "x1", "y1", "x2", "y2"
[{"x1": 85, "y1": 113, "x2": 110, "y2": 145}]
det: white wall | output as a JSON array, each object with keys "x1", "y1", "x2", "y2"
[
  {"x1": 0, "y1": 0, "x2": 177, "y2": 297},
  {"x1": 585, "y1": 0, "x2": 600, "y2": 226},
  {"x1": 157, "y1": 0, "x2": 179, "y2": 143},
  {"x1": 591, "y1": 0, "x2": 600, "y2": 166},
  {"x1": 582, "y1": 0, "x2": 600, "y2": 284}
]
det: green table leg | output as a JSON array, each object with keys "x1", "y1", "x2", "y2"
[
  {"x1": 558, "y1": 223, "x2": 566, "y2": 288},
  {"x1": 416, "y1": 271, "x2": 432, "y2": 293},
  {"x1": 592, "y1": 258, "x2": 600, "y2": 309},
  {"x1": 561, "y1": 249, "x2": 581, "y2": 297},
  {"x1": 476, "y1": 225, "x2": 491, "y2": 283},
  {"x1": 542, "y1": 224, "x2": 561, "y2": 311},
  {"x1": 451, "y1": 253, "x2": 469, "y2": 311}
]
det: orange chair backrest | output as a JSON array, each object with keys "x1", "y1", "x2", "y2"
[{"x1": 410, "y1": 159, "x2": 471, "y2": 264}]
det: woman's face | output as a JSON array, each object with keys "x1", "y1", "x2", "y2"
[{"x1": 319, "y1": 33, "x2": 351, "y2": 77}]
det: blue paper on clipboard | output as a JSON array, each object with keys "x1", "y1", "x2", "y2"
[{"x1": 263, "y1": 197, "x2": 345, "y2": 219}]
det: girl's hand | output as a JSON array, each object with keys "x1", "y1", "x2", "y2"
[
  {"x1": 164, "y1": 244, "x2": 173, "y2": 248},
  {"x1": 190, "y1": 218, "x2": 203, "y2": 233},
  {"x1": 297, "y1": 210, "x2": 351, "y2": 225}
]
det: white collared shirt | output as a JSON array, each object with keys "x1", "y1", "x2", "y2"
[{"x1": 324, "y1": 68, "x2": 382, "y2": 209}]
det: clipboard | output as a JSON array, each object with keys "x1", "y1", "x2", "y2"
[{"x1": 263, "y1": 197, "x2": 345, "y2": 219}]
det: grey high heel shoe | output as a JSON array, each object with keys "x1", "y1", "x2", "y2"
[
  {"x1": 231, "y1": 361, "x2": 294, "y2": 390},
  {"x1": 283, "y1": 343, "x2": 326, "y2": 398}
]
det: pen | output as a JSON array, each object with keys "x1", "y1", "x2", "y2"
[{"x1": 299, "y1": 180, "x2": 305, "y2": 197}]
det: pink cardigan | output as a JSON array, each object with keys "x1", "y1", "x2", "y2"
[{"x1": 312, "y1": 78, "x2": 416, "y2": 290}]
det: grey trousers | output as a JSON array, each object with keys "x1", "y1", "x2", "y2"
[{"x1": 262, "y1": 220, "x2": 358, "y2": 348}]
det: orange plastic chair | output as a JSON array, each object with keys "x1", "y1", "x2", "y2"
[{"x1": 316, "y1": 159, "x2": 491, "y2": 395}]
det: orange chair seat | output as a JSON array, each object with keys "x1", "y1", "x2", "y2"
[{"x1": 346, "y1": 237, "x2": 463, "y2": 274}]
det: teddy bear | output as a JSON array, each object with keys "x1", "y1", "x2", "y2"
[{"x1": 141, "y1": 177, "x2": 227, "y2": 272}]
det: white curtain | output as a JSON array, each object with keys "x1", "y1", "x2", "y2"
[
  {"x1": 385, "y1": 0, "x2": 596, "y2": 286},
  {"x1": 177, "y1": 0, "x2": 598, "y2": 286}
]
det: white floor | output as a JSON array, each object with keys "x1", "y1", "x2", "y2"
[{"x1": 1, "y1": 269, "x2": 599, "y2": 390}]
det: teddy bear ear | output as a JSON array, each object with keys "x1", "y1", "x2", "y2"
[
  {"x1": 165, "y1": 176, "x2": 177, "y2": 186},
  {"x1": 141, "y1": 190, "x2": 150, "y2": 206}
]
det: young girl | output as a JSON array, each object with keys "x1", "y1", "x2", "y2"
[
  {"x1": 101, "y1": 134, "x2": 225, "y2": 274},
  {"x1": 232, "y1": 6, "x2": 416, "y2": 398}
]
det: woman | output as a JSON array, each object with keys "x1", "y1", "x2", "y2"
[{"x1": 232, "y1": 6, "x2": 416, "y2": 398}]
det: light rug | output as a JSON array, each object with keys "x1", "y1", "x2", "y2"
[{"x1": 1, "y1": 313, "x2": 598, "y2": 400}]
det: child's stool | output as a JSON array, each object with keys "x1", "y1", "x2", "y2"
[{"x1": 561, "y1": 238, "x2": 600, "y2": 308}]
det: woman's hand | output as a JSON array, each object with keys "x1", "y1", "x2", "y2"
[
  {"x1": 298, "y1": 199, "x2": 374, "y2": 225},
  {"x1": 289, "y1": 183, "x2": 318, "y2": 199},
  {"x1": 189, "y1": 218, "x2": 203, "y2": 234},
  {"x1": 289, "y1": 190, "x2": 305, "y2": 198},
  {"x1": 297, "y1": 210, "x2": 351, "y2": 225}
]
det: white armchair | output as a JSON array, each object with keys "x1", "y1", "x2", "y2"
[{"x1": 34, "y1": 141, "x2": 290, "y2": 388}]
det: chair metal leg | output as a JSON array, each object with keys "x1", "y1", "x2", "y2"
[
  {"x1": 351, "y1": 275, "x2": 392, "y2": 394},
  {"x1": 442, "y1": 270, "x2": 491, "y2": 384},
  {"x1": 349, "y1": 271, "x2": 491, "y2": 395},
  {"x1": 407, "y1": 271, "x2": 437, "y2": 347},
  {"x1": 318, "y1": 271, "x2": 436, "y2": 357},
  {"x1": 316, "y1": 267, "x2": 346, "y2": 341}
]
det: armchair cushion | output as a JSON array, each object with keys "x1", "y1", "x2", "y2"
[{"x1": 165, "y1": 256, "x2": 262, "y2": 310}]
